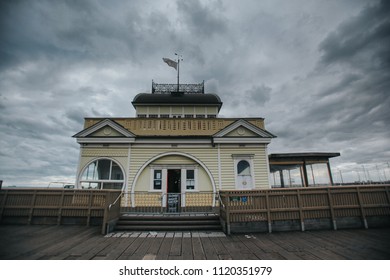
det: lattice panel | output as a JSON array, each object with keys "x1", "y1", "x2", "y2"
[
  {"x1": 134, "y1": 193, "x2": 162, "y2": 207},
  {"x1": 185, "y1": 193, "x2": 214, "y2": 207}
]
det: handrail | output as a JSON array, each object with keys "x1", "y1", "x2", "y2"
[
  {"x1": 121, "y1": 191, "x2": 218, "y2": 214},
  {"x1": 218, "y1": 192, "x2": 225, "y2": 209},
  {"x1": 108, "y1": 191, "x2": 123, "y2": 210}
]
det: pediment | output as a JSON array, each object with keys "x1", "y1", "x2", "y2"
[
  {"x1": 213, "y1": 119, "x2": 275, "y2": 138},
  {"x1": 73, "y1": 119, "x2": 135, "y2": 138},
  {"x1": 224, "y1": 126, "x2": 259, "y2": 137},
  {"x1": 89, "y1": 125, "x2": 128, "y2": 137}
]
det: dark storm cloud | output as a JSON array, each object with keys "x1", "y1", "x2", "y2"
[
  {"x1": 319, "y1": 0, "x2": 390, "y2": 68},
  {"x1": 177, "y1": 0, "x2": 227, "y2": 38},
  {"x1": 244, "y1": 84, "x2": 272, "y2": 106},
  {"x1": 0, "y1": 0, "x2": 388, "y2": 186}
]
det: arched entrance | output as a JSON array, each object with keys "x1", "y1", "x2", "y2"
[{"x1": 130, "y1": 152, "x2": 217, "y2": 210}]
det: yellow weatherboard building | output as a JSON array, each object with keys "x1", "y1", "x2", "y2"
[{"x1": 73, "y1": 81, "x2": 276, "y2": 210}]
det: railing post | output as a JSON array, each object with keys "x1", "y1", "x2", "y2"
[
  {"x1": 28, "y1": 190, "x2": 37, "y2": 225},
  {"x1": 327, "y1": 188, "x2": 337, "y2": 230},
  {"x1": 0, "y1": 190, "x2": 8, "y2": 223},
  {"x1": 102, "y1": 191, "x2": 110, "y2": 235},
  {"x1": 385, "y1": 185, "x2": 390, "y2": 205},
  {"x1": 86, "y1": 190, "x2": 93, "y2": 227},
  {"x1": 224, "y1": 194, "x2": 231, "y2": 235},
  {"x1": 297, "y1": 189, "x2": 305, "y2": 231},
  {"x1": 356, "y1": 187, "x2": 368, "y2": 229},
  {"x1": 57, "y1": 190, "x2": 65, "y2": 225},
  {"x1": 266, "y1": 191, "x2": 272, "y2": 233}
]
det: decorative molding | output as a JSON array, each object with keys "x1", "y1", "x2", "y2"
[
  {"x1": 213, "y1": 119, "x2": 275, "y2": 138},
  {"x1": 73, "y1": 119, "x2": 135, "y2": 138},
  {"x1": 213, "y1": 138, "x2": 272, "y2": 144},
  {"x1": 76, "y1": 137, "x2": 135, "y2": 144}
]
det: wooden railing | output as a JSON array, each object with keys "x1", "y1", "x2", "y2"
[
  {"x1": 0, "y1": 188, "x2": 122, "y2": 234},
  {"x1": 219, "y1": 185, "x2": 390, "y2": 234},
  {"x1": 84, "y1": 117, "x2": 265, "y2": 136}
]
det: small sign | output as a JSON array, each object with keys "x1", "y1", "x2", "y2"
[{"x1": 167, "y1": 193, "x2": 180, "y2": 213}]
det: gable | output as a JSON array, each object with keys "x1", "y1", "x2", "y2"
[
  {"x1": 213, "y1": 119, "x2": 275, "y2": 138},
  {"x1": 73, "y1": 119, "x2": 135, "y2": 143},
  {"x1": 213, "y1": 119, "x2": 275, "y2": 144},
  {"x1": 89, "y1": 125, "x2": 128, "y2": 137},
  {"x1": 224, "y1": 126, "x2": 259, "y2": 137}
]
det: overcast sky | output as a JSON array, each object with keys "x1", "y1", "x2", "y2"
[{"x1": 1, "y1": 0, "x2": 389, "y2": 187}]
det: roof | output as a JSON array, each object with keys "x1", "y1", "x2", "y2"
[
  {"x1": 132, "y1": 93, "x2": 223, "y2": 110},
  {"x1": 269, "y1": 153, "x2": 341, "y2": 160},
  {"x1": 268, "y1": 153, "x2": 340, "y2": 173},
  {"x1": 73, "y1": 117, "x2": 275, "y2": 146}
]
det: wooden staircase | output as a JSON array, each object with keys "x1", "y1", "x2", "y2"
[{"x1": 114, "y1": 214, "x2": 222, "y2": 231}]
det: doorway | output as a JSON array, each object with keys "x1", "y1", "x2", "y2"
[
  {"x1": 167, "y1": 169, "x2": 181, "y2": 212},
  {"x1": 167, "y1": 169, "x2": 181, "y2": 193}
]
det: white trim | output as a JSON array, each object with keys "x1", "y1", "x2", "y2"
[
  {"x1": 133, "y1": 139, "x2": 212, "y2": 144},
  {"x1": 76, "y1": 138, "x2": 135, "y2": 144},
  {"x1": 131, "y1": 144, "x2": 213, "y2": 149},
  {"x1": 213, "y1": 138, "x2": 272, "y2": 144},
  {"x1": 130, "y1": 151, "x2": 216, "y2": 207},
  {"x1": 74, "y1": 119, "x2": 135, "y2": 138},
  {"x1": 125, "y1": 145, "x2": 131, "y2": 206},
  {"x1": 150, "y1": 168, "x2": 164, "y2": 192},
  {"x1": 77, "y1": 157, "x2": 126, "y2": 190},
  {"x1": 75, "y1": 147, "x2": 83, "y2": 187},
  {"x1": 181, "y1": 169, "x2": 186, "y2": 207},
  {"x1": 233, "y1": 156, "x2": 255, "y2": 190},
  {"x1": 213, "y1": 119, "x2": 275, "y2": 138},
  {"x1": 265, "y1": 146, "x2": 272, "y2": 189},
  {"x1": 218, "y1": 144, "x2": 222, "y2": 191}
]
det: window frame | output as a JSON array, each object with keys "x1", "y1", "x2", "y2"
[
  {"x1": 79, "y1": 158, "x2": 125, "y2": 190},
  {"x1": 232, "y1": 155, "x2": 255, "y2": 190}
]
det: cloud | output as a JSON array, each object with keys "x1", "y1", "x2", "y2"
[
  {"x1": 0, "y1": 0, "x2": 388, "y2": 186},
  {"x1": 177, "y1": 0, "x2": 227, "y2": 38},
  {"x1": 244, "y1": 84, "x2": 272, "y2": 106},
  {"x1": 319, "y1": 0, "x2": 390, "y2": 68}
]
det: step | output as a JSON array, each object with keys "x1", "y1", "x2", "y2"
[
  {"x1": 114, "y1": 214, "x2": 222, "y2": 232},
  {"x1": 114, "y1": 224, "x2": 222, "y2": 231},
  {"x1": 116, "y1": 219, "x2": 220, "y2": 226},
  {"x1": 119, "y1": 214, "x2": 219, "y2": 221}
]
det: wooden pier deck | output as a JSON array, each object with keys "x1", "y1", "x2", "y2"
[{"x1": 0, "y1": 225, "x2": 389, "y2": 260}]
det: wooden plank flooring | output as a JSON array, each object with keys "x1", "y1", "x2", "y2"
[{"x1": 0, "y1": 225, "x2": 389, "y2": 260}]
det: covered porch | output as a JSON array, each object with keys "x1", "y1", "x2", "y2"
[{"x1": 269, "y1": 153, "x2": 340, "y2": 188}]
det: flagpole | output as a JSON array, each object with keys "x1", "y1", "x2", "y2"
[
  {"x1": 175, "y1": 53, "x2": 182, "y2": 93},
  {"x1": 177, "y1": 57, "x2": 180, "y2": 92}
]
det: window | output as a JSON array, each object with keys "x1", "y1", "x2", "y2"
[
  {"x1": 237, "y1": 160, "x2": 251, "y2": 175},
  {"x1": 185, "y1": 114, "x2": 194, "y2": 118},
  {"x1": 80, "y1": 159, "x2": 124, "y2": 190},
  {"x1": 234, "y1": 158, "x2": 253, "y2": 189},
  {"x1": 153, "y1": 170, "x2": 162, "y2": 190},
  {"x1": 160, "y1": 114, "x2": 169, "y2": 118},
  {"x1": 138, "y1": 114, "x2": 147, "y2": 118},
  {"x1": 196, "y1": 114, "x2": 205, "y2": 118},
  {"x1": 186, "y1": 170, "x2": 195, "y2": 190},
  {"x1": 149, "y1": 114, "x2": 158, "y2": 118}
]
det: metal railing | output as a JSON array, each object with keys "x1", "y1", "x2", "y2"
[{"x1": 120, "y1": 191, "x2": 219, "y2": 214}]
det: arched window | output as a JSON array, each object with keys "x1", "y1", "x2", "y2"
[
  {"x1": 79, "y1": 159, "x2": 124, "y2": 190},
  {"x1": 237, "y1": 160, "x2": 251, "y2": 176}
]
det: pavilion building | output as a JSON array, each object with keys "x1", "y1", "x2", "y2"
[{"x1": 73, "y1": 81, "x2": 276, "y2": 210}]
